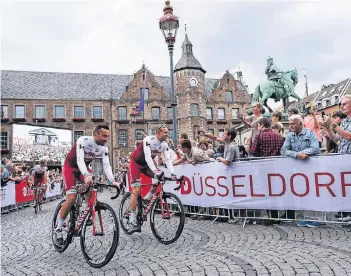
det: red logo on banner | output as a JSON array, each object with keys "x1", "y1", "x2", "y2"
[{"x1": 15, "y1": 180, "x2": 34, "y2": 204}]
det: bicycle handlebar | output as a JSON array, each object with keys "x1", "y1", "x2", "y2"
[
  {"x1": 94, "y1": 182, "x2": 121, "y2": 200},
  {"x1": 156, "y1": 172, "x2": 185, "y2": 191},
  {"x1": 80, "y1": 182, "x2": 121, "y2": 199}
]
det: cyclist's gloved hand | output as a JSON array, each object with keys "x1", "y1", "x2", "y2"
[
  {"x1": 154, "y1": 170, "x2": 164, "y2": 181},
  {"x1": 84, "y1": 174, "x2": 93, "y2": 185},
  {"x1": 112, "y1": 181, "x2": 121, "y2": 189}
]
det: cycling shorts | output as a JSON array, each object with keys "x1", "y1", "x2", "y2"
[
  {"x1": 63, "y1": 165, "x2": 93, "y2": 194},
  {"x1": 34, "y1": 175, "x2": 46, "y2": 186},
  {"x1": 129, "y1": 159, "x2": 155, "y2": 187}
]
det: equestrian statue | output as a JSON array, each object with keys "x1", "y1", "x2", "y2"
[{"x1": 252, "y1": 56, "x2": 301, "y2": 113}]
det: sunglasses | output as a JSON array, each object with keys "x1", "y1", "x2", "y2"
[
  {"x1": 340, "y1": 102, "x2": 349, "y2": 107},
  {"x1": 156, "y1": 124, "x2": 167, "y2": 132}
]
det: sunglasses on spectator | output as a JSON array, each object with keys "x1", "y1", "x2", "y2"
[{"x1": 156, "y1": 124, "x2": 167, "y2": 132}]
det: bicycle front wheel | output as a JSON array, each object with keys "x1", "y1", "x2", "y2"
[
  {"x1": 80, "y1": 202, "x2": 119, "y2": 268},
  {"x1": 38, "y1": 191, "x2": 43, "y2": 211},
  {"x1": 150, "y1": 192, "x2": 185, "y2": 245}
]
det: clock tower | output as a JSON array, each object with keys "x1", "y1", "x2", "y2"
[{"x1": 174, "y1": 26, "x2": 207, "y2": 142}]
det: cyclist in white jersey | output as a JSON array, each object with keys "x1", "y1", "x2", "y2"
[
  {"x1": 54, "y1": 125, "x2": 119, "y2": 245},
  {"x1": 128, "y1": 124, "x2": 177, "y2": 232}
]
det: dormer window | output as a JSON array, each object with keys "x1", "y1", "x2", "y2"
[
  {"x1": 330, "y1": 95, "x2": 339, "y2": 105},
  {"x1": 322, "y1": 99, "x2": 329, "y2": 108}
]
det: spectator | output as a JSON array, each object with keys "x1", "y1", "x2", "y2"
[
  {"x1": 173, "y1": 139, "x2": 212, "y2": 166},
  {"x1": 272, "y1": 111, "x2": 285, "y2": 138},
  {"x1": 206, "y1": 143, "x2": 215, "y2": 158},
  {"x1": 239, "y1": 102, "x2": 264, "y2": 148},
  {"x1": 250, "y1": 117, "x2": 283, "y2": 223},
  {"x1": 324, "y1": 95, "x2": 351, "y2": 154},
  {"x1": 204, "y1": 127, "x2": 239, "y2": 165},
  {"x1": 213, "y1": 144, "x2": 225, "y2": 159},
  {"x1": 281, "y1": 115, "x2": 321, "y2": 160},
  {"x1": 304, "y1": 107, "x2": 323, "y2": 147},
  {"x1": 288, "y1": 107, "x2": 299, "y2": 116},
  {"x1": 271, "y1": 123, "x2": 282, "y2": 135},
  {"x1": 198, "y1": 139, "x2": 209, "y2": 153},
  {"x1": 238, "y1": 145, "x2": 248, "y2": 158},
  {"x1": 325, "y1": 111, "x2": 347, "y2": 153},
  {"x1": 281, "y1": 114, "x2": 321, "y2": 227},
  {"x1": 250, "y1": 118, "x2": 284, "y2": 157}
]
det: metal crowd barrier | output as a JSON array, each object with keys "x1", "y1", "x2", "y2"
[{"x1": 1, "y1": 194, "x2": 63, "y2": 214}]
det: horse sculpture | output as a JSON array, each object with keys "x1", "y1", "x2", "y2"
[{"x1": 252, "y1": 68, "x2": 301, "y2": 113}]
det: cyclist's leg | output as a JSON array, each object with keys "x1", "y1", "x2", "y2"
[
  {"x1": 78, "y1": 168, "x2": 94, "y2": 203},
  {"x1": 41, "y1": 176, "x2": 47, "y2": 200},
  {"x1": 129, "y1": 160, "x2": 142, "y2": 225},
  {"x1": 57, "y1": 166, "x2": 77, "y2": 229},
  {"x1": 143, "y1": 168, "x2": 158, "y2": 200},
  {"x1": 33, "y1": 178, "x2": 38, "y2": 207}
]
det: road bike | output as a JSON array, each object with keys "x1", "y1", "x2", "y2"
[
  {"x1": 119, "y1": 173, "x2": 185, "y2": 244},
  {"x1": 52, "y1": 182, "x2": 120, "y2": 268},
  {"x1": 115, "y1": 169, "x2": 127, "y2": 195},
  {"x1": 33, "y1": 182, "x2": 45, "y2": 214}
]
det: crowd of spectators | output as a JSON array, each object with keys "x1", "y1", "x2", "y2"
[
  {"x1": 1, "y1": 158, "x2": 63, "y2": 190},
  {"x1": 12, "y1": 144, "x2": 71, "y2": 163}
]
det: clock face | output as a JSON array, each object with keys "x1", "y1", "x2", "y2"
[{"x1": 189, "y1": 77, "x2": 198, "y2": 87}]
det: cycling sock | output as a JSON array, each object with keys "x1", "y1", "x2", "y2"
[
  {"x1": 129, "y1": 211, "x2": 136, "y2": 222},
  {"x1": 56, "y1": 217, "x2": 66, "y2": 230},
  {"x1": 144, "y1": 192, "x2": 153, "y2": 200}
]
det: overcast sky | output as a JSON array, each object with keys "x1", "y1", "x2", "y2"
[{"x1": 1, "y1": 0, "x2": 351, "y2": 105}]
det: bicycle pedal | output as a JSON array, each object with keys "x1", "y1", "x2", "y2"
[{"x1": 93, "y1": 232, "x2": 104, "y2": 236}]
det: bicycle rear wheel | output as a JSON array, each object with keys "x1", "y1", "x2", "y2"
[
  {"x1": 150, "y1": 192, "x2": 185, "y2": 244},
  {"x1": 119, "y1": 192, "x2": 137, "y2": 235},
  {"x1": 80, "y1": 202, "x2": 119, "y2": 268},
  {"x1": 52, "y1": 199, "x2": 74, "y2": 252}
]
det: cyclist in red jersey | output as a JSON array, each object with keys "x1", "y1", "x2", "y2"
[
  {"x1": 128, "y1": 124, "x2": 177, "y2": 232},
  {"x1": 31, "y1": 158, "x2": 48, "y2": 201},
  {"x1": 54, "y1": 125, "x2": 119, "y2": 245}
]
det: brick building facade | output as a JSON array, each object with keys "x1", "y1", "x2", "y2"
[{"x1": 1, "y1": 33, "x2": 251, "y2": 171}]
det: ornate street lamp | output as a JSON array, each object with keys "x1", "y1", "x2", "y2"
[{"x1": 159, "y1": 0, "x2": 179, "y2": 147}]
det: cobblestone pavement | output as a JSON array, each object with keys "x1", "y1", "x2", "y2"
[{"x1": 2, "y1": 192, "x2": 351, "y2": 276}]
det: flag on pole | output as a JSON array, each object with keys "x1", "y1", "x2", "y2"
[{"x1": 138, "y1": 69, "x2": 147, "y2": 112}]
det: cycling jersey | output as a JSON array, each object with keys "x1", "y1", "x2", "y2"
[
  {"x1": 130, "y1": 135, "x2": 175, "y2": 175},
  {"x1": 32, "y1": 165, "x2": 47, "y2": 176},
  {"x1": 64, "y1": 136, "x2": 114, "y2": 183}
]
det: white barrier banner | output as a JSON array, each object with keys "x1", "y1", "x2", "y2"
[
  {"x1": 0, "y1": 182, "x2": 16, "y2": 208},
  {"x1": 162, "y1": 155, "x2": 351, "y2": 212},
  {"x1": 46, "y1": 182, "x2": 62, "y2": 198}
]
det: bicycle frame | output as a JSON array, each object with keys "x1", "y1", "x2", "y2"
[
  {"x1": 32, "y1": 185, "x2": 43, "y2": 201},
  {"x1": 141, "y1": 184, "x2": 171, "y2": 219},
  {"x1": 73, "y1": 189, "x2": 103, "y2": 236}
]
